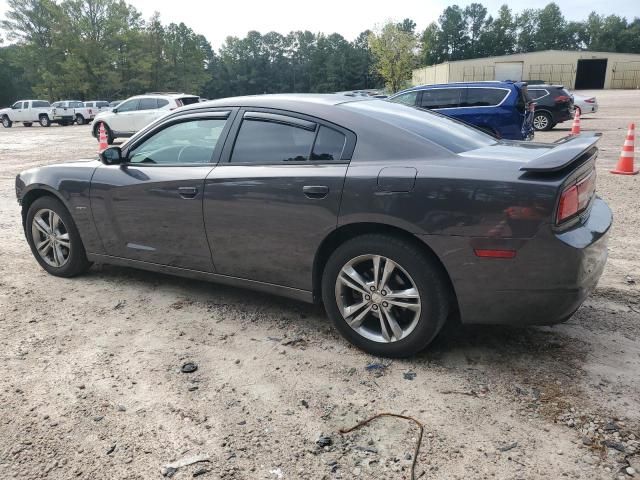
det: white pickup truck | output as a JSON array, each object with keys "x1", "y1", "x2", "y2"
[
  {"x1": 0, "y1": 100, "x2": 67, "y2": 128},
  {"x1": 52, "y1": 100, "x2": 94, "y2": 125}
]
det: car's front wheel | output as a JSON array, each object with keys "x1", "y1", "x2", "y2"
[
  {"x1": 2, "y1": 116, "x2": 12, "y2": 128},
  {"x1": 533, "y1": 111, "x2": 553, "y2": 131},
  {"x1": 322, "y1": 234, "x2": 450, "y2": 358},
  {"x1": 25, "y1": 196, "x2": 91, "y2": 277}
]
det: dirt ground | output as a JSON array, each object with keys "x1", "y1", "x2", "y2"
[{"x1": 0, "y1": 91, "x2": 639, "y2": 480}]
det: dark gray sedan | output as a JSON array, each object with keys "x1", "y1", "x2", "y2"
[{"x1": 15, "y1": 94, "x2": 612, "y2": 357}]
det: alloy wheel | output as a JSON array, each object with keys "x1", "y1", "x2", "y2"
[
  {"x1": 335, "y1": 254, "x2": 422, "y2": 343},
  {"x1": 2, "y1": 117, "x2": 10, "y2": 128},
  {"x1": 31, "y1": 209, "x2": 71, "y2": 268},
  {"x1": 533, "y1": 114, "x2": 549, "y2": 130}
]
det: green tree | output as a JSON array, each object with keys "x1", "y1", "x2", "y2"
[
  {"x1": 437, "y1": 6, "x2": 468, "y2": 61},
  {"x1": 480, "y1": 5, "x2": 516, "y2": 56},
  {"x1": 369, "y1": 22, "x2": 417, "y2": 93},
  {"x1": 464, "y1": 3, "x2": 488, "y2": 58}
]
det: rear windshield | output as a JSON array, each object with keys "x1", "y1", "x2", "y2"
[{"x1": 343, "y1": 100, "x2": 497, "y2": 153}]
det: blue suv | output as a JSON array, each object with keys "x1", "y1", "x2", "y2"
[{"x1": 388, "y1": 81, "x2": 534, "y2": 141}]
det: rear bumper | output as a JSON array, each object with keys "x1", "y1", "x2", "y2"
[{"x1": 420, "y1": 198, "x2": 612, "y2": 326}]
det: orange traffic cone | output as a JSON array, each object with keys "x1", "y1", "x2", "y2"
[
  {"x1": 570, "y1": 109, "x2": 581, "y2": 135},
  {"x1": 611, "y1": 123, "x2": 638, "y2": 175},
  {"x1": 98, "y1": 123, "x2": 108, "y2": 152}
]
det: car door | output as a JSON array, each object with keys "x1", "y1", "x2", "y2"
[
  {"x1": 134, "y1": 97, "x2": 164, "y2": 131},
  {"x1": 109, "y1": 98, "x2": 139, "y2": 133},
  {"x1": 90, "y1": 110, "x2": 235, "y2": 271},
  {"x1": 11, "y1": 102, "x2": 24, "y2": 121},
  {"x1": 203, "y1": 109, "x2": 354, "y2": 290},
  {"x1": 456, "y1": 87, "x2": 511, "y2": 136}
]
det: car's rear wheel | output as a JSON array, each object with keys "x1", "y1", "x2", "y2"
[
  {"x1": 533, "y1": 111, "x2": 552, "y2": 131},
  {"x1": 23, "y1": 122, "x2": 33, "y2": 127},
  {"x1": 76, "y1": 114, "x2": 85, "y2": 125},
  {"x1": 322, "y1": 234, "x2": 450, "y2": 358},
  {"x1": 39, "y1": 115, "x2": 51, "y2": 127},
  {"x1": 2, "y1": 116, "x2": 12, "y2": 128},
  {"x1": 25, "y1": 196, "x2": 91, "y2": 277}
]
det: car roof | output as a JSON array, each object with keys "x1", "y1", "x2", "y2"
[
  {"x1": 527, "y1": 84, "x2": 565, "y2": 89},
  {"x1": 183, "y1": 93, "x2": 370, "y2": 113},
  {"x1": 410, "y1": 81, "x2": 522, "y2": 89}
]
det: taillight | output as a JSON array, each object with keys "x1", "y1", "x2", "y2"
[
  {"x1": 556, "y1": 170, "x2": 596, "y2": 224},
  {"x1": 584, "y1": 98, "x2": 595, "y2": 103},
  {"x1": 555, "y1": 95, "x2": 571, "y2": 103}
]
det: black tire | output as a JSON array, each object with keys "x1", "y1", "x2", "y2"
[
  {"x1": 25, "y1": 196, "x2": 91, "y2": 278},
  {"x1": 533, "y1": 111, "x2": 553, "y2": 131},
  {"x1": 95, "y1": 122, "x2": 114, "y2": 145},
  {"x1": 2, "y1": 116, "x2": 12, "y2": 128},
  {"x1": 76, "y1": 114, "x2": 85, "y2": 125},
  {"x1": 39, "y1": 115, "x2": 51, "y2": 127},
  {"x1": 23, "y1": 122, "x2": 33, "y2": 127},
  {"x1": 321, "y1": 234, "x2": 451, "y2": 358}
]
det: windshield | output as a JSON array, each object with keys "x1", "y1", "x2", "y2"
[{"x1": 342, "y1": 99, "x2": 497, "y2": 153}]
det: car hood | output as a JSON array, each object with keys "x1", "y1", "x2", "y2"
[
  {"x1": 94, "y1": 111, "x2": 111, "y2": 121},
  {"x1": 0, "y1": 107, "x2": 10, "y2": 115}
]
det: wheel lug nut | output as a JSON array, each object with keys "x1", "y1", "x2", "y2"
[
  {"x1": 365, "y1": 295, "x2": 370, "y2": 300},
  {"x1": 382, "y1": 301, "x2": 388, "y2": 307},
  {"x1": 372, "y1": 305, "x2": 378, "y2": 310},
  {"x1": 381, "y1": 290, "x2": 387, "y2": 296},
  {"x1": 370, "y1": 286, "x2": 376, "y2": 292}
]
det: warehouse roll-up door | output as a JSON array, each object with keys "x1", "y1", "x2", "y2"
[
  {"x1": 495, "y1": 62, "x2": 523, "y2": 81},
  {"x1": 575, "y1": 59, "x2": 607, "y2": 89}
]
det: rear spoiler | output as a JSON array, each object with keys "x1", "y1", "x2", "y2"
[{"x1": 520, "y1": 132, "x2": 601, "y2": 173}]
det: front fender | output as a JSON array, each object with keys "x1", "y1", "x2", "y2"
[{"x1": 16, "y1": 160, "x2": 105, "y2": 254}]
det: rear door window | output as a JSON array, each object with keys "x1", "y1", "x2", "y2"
[
  {"x1": 419, "y1": 88, "x2": 464, "y2": 109},
  {"x1": 311, "y1": 126, "x2": 346, "y2": 161},
  {"x1": 528, "y1": 89, "x2": 548, "y2": 100},
  {"x1": 463, "y1": 88, "x2": 509, "y2": 107},
  {"x1": 157, "y1": 99, "x2": 169, "y2": 108},
  {"x1": 231, "y1": 115, "x2": 316, "y2": 164},
  {"x1": 138, "y1": 98, "x2": 158, "y2": 110}
]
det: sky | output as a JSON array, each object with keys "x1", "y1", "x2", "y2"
[{"x1": 0, "y1": 0, "x2": 638, "y2": 49}]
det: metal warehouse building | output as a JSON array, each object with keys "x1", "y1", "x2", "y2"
[{"x1": 412, "y1": 50, "x2": 640, "y2": 89}]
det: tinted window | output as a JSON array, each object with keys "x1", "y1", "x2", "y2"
[
  {"x1": 231, "y1": 119, "x2": 315, "y2": 163},
  {"x1": 463, "y1": 88, "x2": 509, "y2": 107},
  {"x1": 12, "y1": 102, "x2": 23, "y2": 109},
  {"x1": 389, "y1": 91, "x2": 418, "y2": 106},
  {"x1": 85, "y1": 102, "x2": 93, "y2": 107},
  {"x1": 311, "y1": 126, "x2": 346, "y2": 161},
  {"x1": 117, "y1": 99, "x2": 138, "y2": 112},
  {"x1": 32, "y1": 101, "x2": 50, "y2": 108},
  {"x1": 71, "y1": 101, "x2": 84, "y2": 108},
  {"x1": 129, "y1": 118, "x2": 228, "y2": 164},
  {"x1": 138, "y1": 98, "x2": 158, "y2": 110},
  {"x1": 97, "y1": 101, "x2": 109, "y2": 108},
  {"x1": 342, "y1": 100, "x2": 496, "y2": 154},
  {"x1": 157, "y1": 99, "x2": 169, "y2": 108},
  {"x1": 419, "y1": 88, "x2": 464, "y2": 109},
  {"x1": 528, "y1": 89, "x2": 548, "y2": 100},
  {"x1": 179, "y1": 96, "x2": 200, "y2": 106},
  {"x1": 52, "y1": 102, "x2": 62, "y2": 107}
]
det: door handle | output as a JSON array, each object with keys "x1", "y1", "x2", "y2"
[
  {"x1": 178, "y1": 186, "x2": 198, "y2": 199},
  {"x1": 303, "y1": 185, "x2": 329, "y2": 199}
]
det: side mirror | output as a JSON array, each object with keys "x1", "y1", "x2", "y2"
[
  {"x1": 112, "y1": 108, "x2": 118, "y2": 114},
  {"x1": 99, "y1": 146, "x2": 123, "y2": 165}
]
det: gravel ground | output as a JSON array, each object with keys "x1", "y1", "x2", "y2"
[{"x1": 0, "y1": 91, "x2": 639, "y2": 480}]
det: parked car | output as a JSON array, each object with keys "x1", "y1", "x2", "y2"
[
  {"x1": 84, "y1": 100, "x2": 111, "y2": 118},
  {"x1": 52, "y1": 100, "x2": 94, "y2": 125},
  {"x1": 0, "y1": 100, "x2": 72, "y2": 127},
  {"x1": 15, "y1": 94, "x2": 611, "y2": 358},
  {"x1": 388, "y1": 81, "x2": 534, "y2": 140},
  {"x1": 527, "y1": 84, "x2": 575, "y2": 131},
  {"x1": 92, "y1": 93, "x2": 200, "y2": 144},
  {"x1": 572, "y1": 94, "x2": 598, "y2": 116},
  {"x1": 109, "y1": 100, "x2": 123, "y2": 108}
]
